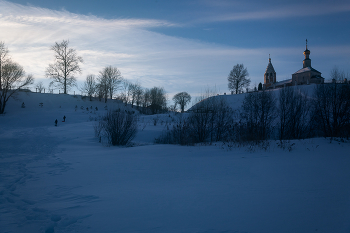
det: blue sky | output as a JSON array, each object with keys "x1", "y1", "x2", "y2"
[{"x1": 1, "y1": 0, "x2": 350, "y2": 100}]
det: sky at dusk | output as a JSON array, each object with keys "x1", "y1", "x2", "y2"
[{"x1": 1, "y1": 0, "x2": 350, "y2": 99}]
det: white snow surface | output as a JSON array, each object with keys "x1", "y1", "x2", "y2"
[{"x1": 1, "y1": 91, "x2": 350, "y2": 233}]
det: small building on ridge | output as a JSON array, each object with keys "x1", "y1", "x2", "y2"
[{"x1": 263, "y1": 40, "x2": 324, "y2": 89}]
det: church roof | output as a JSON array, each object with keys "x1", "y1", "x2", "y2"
[
  {"x1": 275, "y1": 79, "x2": 292, "y2": 86},
  {"x1": 293, "y1": 66, "x2": 321, "y2": 75},
  {"x1": 265, "y1": 59, "x2": 276, "y2": 74}
]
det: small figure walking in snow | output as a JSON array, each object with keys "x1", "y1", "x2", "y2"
[
  {"x1": 55, "y1": 119, "x2": 58, "y2": 126},
  {"x1": 63, "y1": 116, "x2": 66, "y2": 122}
]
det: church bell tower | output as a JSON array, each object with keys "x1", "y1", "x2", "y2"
[
  {"x1": 264, "y1": 54, "x2": 276, "y2": 88},
  {"x1": 303, "y1": 39, "x2": 311, "y2": 68}
]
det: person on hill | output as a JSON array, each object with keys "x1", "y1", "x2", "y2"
[
  {"x1": 55, "y1": 119, "x2": 58, "y2": 126},
  {"x1": 63, "y1": 116, "x2": 66, "y2": 122}
]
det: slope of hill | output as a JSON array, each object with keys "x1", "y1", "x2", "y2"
[
  {"x1": 1, "y1": 89, "x2": 350, "y2": 233},
  {"x1": 189, "y1": 84, "x2": 316, "y2": 112},
  {"x1": 2, "y1": 91, "x2": 129, "y2": 128}
]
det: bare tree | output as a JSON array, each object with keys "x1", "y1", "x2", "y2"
[
  {"x1": 129, "y1": 82, "x2": 143, "y2": 108},
  {"x1": 35, "y1": 81, "x2": 45, "y2": 93},
  {"x1": 134, "y1": 83, "x2": 144, "y2": 108},
  {"x1": 81, "y1": 74, "x2": 96, "y2": 101},
  {"x1": 97, "y1": 73, "x2": 108, "y2": 103},
  {"x1": 240, "y1": 90, "x2": 276, "y2": 141},
  {"x1": 142, "y1": 88, "x2": 151, "y2": 109},
  {"x1": 0, "y1": 41, "x2": 11, "y2": 90},
  {"x1": 213, "y1": 98, "x2": 235, "y2": 142},
  {"x1": 173, "y1": 92, "x2": 191, "y2": 113},
  {"x1": 128, "y1": 82, "x2": 136, "y2": 106},
  {"x1": 228, "y1": 64, "x2": 250, "y2": 94},
  {"x1": 278, "y1": 87, "x2": 310, "y2": 140},
  {"x1": 98, "y1": 66, "x2": 122, "y2": 103},
  {"x1": 149, "y1": 87, "x2": 167, "y2": 114},
  {"x1": 0, "y1": 62, "x2": 34, "y2": 114},
  {"x1": 107, "y1": 66, "x2": 122, "y2": 100},
  {"x1": 311, "y1": 69, "x2": 350, "y2": 137},
  {"x1": 95, "y1": 83, "x2": 104, "y2": 102},
  {"x1": 118, "y1": 80, "x2": 131, "y2": 105},
  {"x1": 330, "y1": 67, "x2": 346, "y2": 82},
  {"x1": 46, "y1": 40, "x2": 83, "y2": 94}
]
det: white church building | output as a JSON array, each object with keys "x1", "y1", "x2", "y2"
[{"x1": 264, "y1": 40, "x2": 324, "y2": 89}]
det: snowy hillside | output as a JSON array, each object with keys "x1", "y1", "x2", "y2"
[
  {"x1": 1, "y1": 90, "x2": 350, "y2": 233},
  {"x1": 189, "y1": 84, "x2": 316, "y2": 112}
]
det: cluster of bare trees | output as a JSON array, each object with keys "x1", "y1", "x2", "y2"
[
  {"x1": 239, "y1": 90, "x2": 276, "y2": 141},
  {"x1": 80, "y1": 66, "x2": 123, "y2": 103},
  {"x1": 81, "y1": 73, "x2": 168, "y2": 113},
  {"x1": 239, "y1": 80, "x2": 350, "y2": 142},
  {"x1": 1, "y1": 39, "x2": 171, "y2": 115},
  {"x1": 157, "y1": 70, "x2": 350, "y2": 145},
  {"x1": 143, "y1": 87, "x2": 167, "y2": 114},
  {"x1": 0, "y1": 42, "x2": 34, "y2": 114},
  {"x1": 277, "y1": 87, "x2": 310, "y2": 140},
  {"x1": 312, "y1": 81, "x2": 350, "y2": 138}
]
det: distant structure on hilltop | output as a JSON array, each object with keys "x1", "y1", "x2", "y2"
[
  {"x1": 263, "y1": 54, "x2": 277, "y2": 89},
  {"x1": 264, "y1": 40, "x2": 324, "y2": 89}
]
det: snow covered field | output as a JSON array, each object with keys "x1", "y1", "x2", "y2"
[{"x1": 1, "y1": 91, "x2": 350, "y2": 233}]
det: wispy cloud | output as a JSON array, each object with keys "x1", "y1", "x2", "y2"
[
  {"x1": 0, "y1": 0, "x2": 178, "y2": 28},
  {"x1": 195, "y1": 1, "x2": 350, "y2": 22}
]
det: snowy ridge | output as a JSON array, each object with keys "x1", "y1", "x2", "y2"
[{"x1": 189, "y1": 84, "x2": 316, "y2": 112}]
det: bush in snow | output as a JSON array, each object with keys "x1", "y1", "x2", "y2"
[
  {"x1": 155, "y1": 115, "x2": 193, "y2": 145},
  {"x1": 94, "y1": 110, "x2": 137, "y2": 146},
  {"x1": 155, "y1": 98, "x2": 235, "y2": 145}
]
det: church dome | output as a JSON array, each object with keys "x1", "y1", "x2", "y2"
[
  {"x1": 304, "y1": 39, "x2": 310, "y2": 56},
  {"x1": 303, "y1": 49, "x2": 310, "y2": 55}
]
